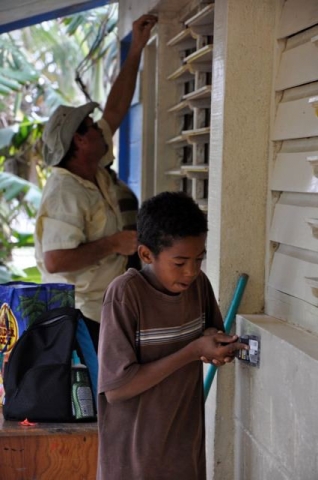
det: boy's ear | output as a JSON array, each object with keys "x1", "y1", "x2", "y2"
[{"x1": 138, "y1": 245, "x2": 153, "y2": 264}]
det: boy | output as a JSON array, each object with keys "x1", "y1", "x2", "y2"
[{"x1": 97, "y1": 191, "x2": 248, "y2": 480}]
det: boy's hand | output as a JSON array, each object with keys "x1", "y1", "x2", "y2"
[
  {"x1": 202, "y1": 328, "x2": 232, "y2": 366},
  {"x1": 131, "y1": 15, "x2": 157, "y2": 51},
  {"x1": 203, "y1": 327, "x2": 221, "y2": 336},
  {"x1": 196, "y1": 331, "x2": 248, "y2": 367}
]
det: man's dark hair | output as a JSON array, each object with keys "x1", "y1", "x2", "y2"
[{"x1": 137, "y1": 191, "x2": 208, "y2": 255}]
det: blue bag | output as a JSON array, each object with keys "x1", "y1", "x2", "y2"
[
  {"x1": 3, "y1": 307, "x2": 98, "y2": 422},
  {"x1": 0, "y1": 281, "x2": 75, "y2": 404}
]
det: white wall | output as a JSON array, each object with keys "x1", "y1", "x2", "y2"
[{"x1": 235, "y1": 314, "x2": 318, "y2": 480}]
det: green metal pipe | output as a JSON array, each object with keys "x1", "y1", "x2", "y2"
[{"x1": 204, "y1": 273, "x2": 249, "y2": 402}]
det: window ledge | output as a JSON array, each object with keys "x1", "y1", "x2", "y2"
[{"x1": 236, "y1": 314, "x2": 318, "y2": 362}]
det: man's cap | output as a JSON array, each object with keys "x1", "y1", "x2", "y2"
[{"x1": 42, "y1": 102, "x2": 99, "y2": 166}]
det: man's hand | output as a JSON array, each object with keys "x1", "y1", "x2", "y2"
[
  {"x1": 108, "y1": 230, "x2": 138, "y2": 256},
  {"x1": 131, "y1": 14, "x2": 157, "y2": 52}
]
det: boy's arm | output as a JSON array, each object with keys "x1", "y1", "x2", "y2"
[{"x1": 105, "y1": 333, "x2": 247, "y2": 404}]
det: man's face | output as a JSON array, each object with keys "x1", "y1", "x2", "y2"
[
  {"x1": 81, "y1": 117, "x2": 109, "y2": 158},
  {"x1": 145, "y1": 234, "x2": 207, "y2": 294}
]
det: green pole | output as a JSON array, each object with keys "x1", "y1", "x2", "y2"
[{"x1": 204, "y1": 273, "x2": 249, "y2": 402}]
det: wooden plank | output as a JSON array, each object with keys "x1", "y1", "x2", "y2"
[
  {"x1": 185, "y1": 45, "x2": 213, "y2": 73},
  {"x1": 166, "y1": 28, "x2": 196, "y2": 50},
  {"x1": 181, "y1": 164, "x2": 209, "y2": 179},
  {"x1": 268, "y1": 246, "x2": 318, "y2": 306},
  {"x1": 276, "y1": 40, "x2": 318, "y2": 91},
  {"x1": 270, "y1": 203, "x2": 318, "y2": 251},
  {"x1": 183, "y1": 84, "x2": 211, "y2": 99},
  {"x1": 0, "y1": 411, "x2": 97, "y2": 479},
  {"x1": 168, "y1": 100, "x2": 192, "y2": 115},
  {"x1": 183, "y1": 85, "x2": 211, "y2": 108},
  {"x1": 271, "y1": 151, "x2": 318, "y2": 193},
  {"x1": 183, "y1": 126, "x2": 210, "y2": 144},
  {"x1": 277, "y1": 0, "x2": 318, "y2": 39},
  {"x1": 166, "y1": 135, "x2": 188, "y2": 148},
  {"x1": 166, "y1": 64, "x2": 194, "y2": 83},
  {"x1": 165, "y1": 169, "x2": 184, "y2": 177},
  {"x1": 0, "y1": 433, "x2": 97, "y2": 479},
  {"x1": 272, "y1": 97, "x2": 318, "y2": 141},
  {"x1": 185, "y1": 4, "x2": 214, "y2": 36}
]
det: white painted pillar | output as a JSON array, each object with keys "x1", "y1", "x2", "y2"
[{"x1": 205, "y1": 0, "x2": 279, "y2": 478}]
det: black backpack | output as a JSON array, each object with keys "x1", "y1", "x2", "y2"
[{"x1": 3, "y1": 307, "x2": 98, "y2": 422}]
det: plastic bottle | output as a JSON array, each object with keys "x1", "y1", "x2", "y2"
[{"x1": 71, "y1": 350, "x2": 95, "y2": 420}]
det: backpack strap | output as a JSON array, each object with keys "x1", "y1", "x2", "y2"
[{"x1": 76, "y1": 318, "x2": 98, "y2": 406}]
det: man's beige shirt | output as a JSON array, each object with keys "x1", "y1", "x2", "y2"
[{"x1": 35, "y1": 119, "x2": 127, "y2": 323}]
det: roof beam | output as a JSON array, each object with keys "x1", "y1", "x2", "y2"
[{"x1": 0, "y1": 0, "x2": 112, "y2": 34}]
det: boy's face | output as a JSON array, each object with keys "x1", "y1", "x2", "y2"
[{"x1": 140, "y1": 234, "x2": 207, "y2": 294}]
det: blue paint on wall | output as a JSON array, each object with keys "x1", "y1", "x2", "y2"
[{"x1": 118, "y1": 33, "x2": 143, "y2": 202}]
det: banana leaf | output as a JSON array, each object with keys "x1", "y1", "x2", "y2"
[
  {"x1": 0, "y1": 172, "x2": 41, "y2": 208},
  {"x1": 0, "y1": 128, "x2": 16, "y2": 149}
]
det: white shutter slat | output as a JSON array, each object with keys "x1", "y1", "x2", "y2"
[
  {"x1": 271, "y1": 151, "x2": 318, "y2": 193},
  {"x1": 266, "y1": 286, "x2": 318, "y2": 335},
  {"x1": 270, "y1": 204, "x2": 318, "y2": 251},
  {"x1": 277, "y1": 0, "x2": 318, "y2": 39},
  {"x1": 276, "y1": 40, "x2": 318, "y2": 91},
  {"x1": 268, "y1": 246, "x2": 318, "y2": 306},
  {"x1": 272, "y1": 97, "x2": 318, "y2": 141}
]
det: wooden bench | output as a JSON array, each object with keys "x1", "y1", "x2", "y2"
[{"x1": 0, "y1": 408, "x2": 98, "y2": 479}]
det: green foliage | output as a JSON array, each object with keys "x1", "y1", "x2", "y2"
[
  {"x1": 0, "y1": 4, "x2": 118, "y2": 281},
  {"x1": 0, "y1": 38, "x2": 39, "y2": 96},
  {"x1": 0, "y1": 171, "x2": 42, "y2": 281},
  {"x1": 14, "y1": 266, "x2": 41, "y2": 283},
  {"x1": 0, "y1": 15, "x2": 119, "y2": 282},
  {"x1": 0, "y1": 5, "x2": 118, "y2": 111},
  {"x1": 0, "y1": 266, "x2": 12, "y2": 283}
]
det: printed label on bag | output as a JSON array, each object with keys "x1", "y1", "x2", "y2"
[{"x1": 0, "y1": 303, "x2": 19, "y2": 353}]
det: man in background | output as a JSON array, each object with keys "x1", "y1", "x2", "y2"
[{"x1": 35, "y1": 14, "x2": 157, "y2": 348}]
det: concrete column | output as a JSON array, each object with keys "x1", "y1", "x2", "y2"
[{"x1": 205, "y1": 0, "x2": 278, "y2": 478}]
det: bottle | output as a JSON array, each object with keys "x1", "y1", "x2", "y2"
[{"x1": 71, "y1": 350, "x2": 95, "y2": 420}]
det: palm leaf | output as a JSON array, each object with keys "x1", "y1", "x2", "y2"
[
  {"x1": 0, "y1": 67, "x2": 37, "y2": 84},
  {"x1": 0, "y1": 267, "x2": 12, "y2": 284},
  {"x1": 0, "y1": 172, "x2": 41, "y2": 207},
  {"x1": 0, "y1": 128, "x2": 16, "y2": 149}
]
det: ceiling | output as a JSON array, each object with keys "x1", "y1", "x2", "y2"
[{"x1": 0, "y1": 0, "x2": 113, "y2": 33}]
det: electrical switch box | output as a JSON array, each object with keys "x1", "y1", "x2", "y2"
[{"x1": 236, "y1": 335, "x2": 260, "y2": 367}]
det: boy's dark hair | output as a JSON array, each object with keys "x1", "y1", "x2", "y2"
[{"x1": 137, "y1": 191, "x2": 208, "y2": 255}]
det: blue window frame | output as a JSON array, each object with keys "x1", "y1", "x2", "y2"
[{"x1": 118, "y1": 34, "x2": 143, "y2": 201}]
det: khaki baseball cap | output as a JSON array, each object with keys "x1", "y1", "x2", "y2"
[{"x1": 42, "y1": 102, "x2": 99, "y2": 166}]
